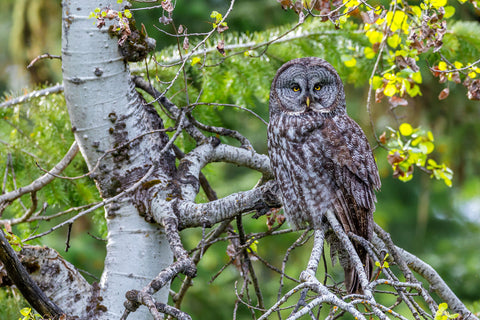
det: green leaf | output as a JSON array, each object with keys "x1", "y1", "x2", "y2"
[
  {"x1": 370, "y1": 76, "x2": 383, "y2": 89},
  {"x1": 20, "y1": 308, "x2": 31, "y2": 316},
  {"x1": 387, "y1": 34, "x2": 401, "y2": 48},
  {"x1": 444, "y1": 6, "x2": 455, "y2": 18}
]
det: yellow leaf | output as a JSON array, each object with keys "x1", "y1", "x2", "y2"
[
  {"x1": 343, "y1": 0, "x2": 360, "y2": 8},
  {"x1": 444, "y1": 5, "x2": 455, "y2": 18},
  {"x1": 438, "y1": 303, "x2": 448, "y2": 312},
  {"x1": 384, "y1": 72, "x2": 395, "y2": 80},
  {"x1": 20, "y1": 308, "x2": 31, "y2": 316},
  {"x1": 427, "y1": 159, "x2": 438, "y2": 167},
  {"x1": 411, "y1": 136, "x2": 422, "y2": 146},
  {"x1": 398, "y1": 173, "x2": 413, "y2": 182},
  {"x1": 364, "y1": 47, "x2": 376, "y2": 59},
  {"x1": 420, "y1": 141, "x2": 435, "y2": 154},
  {"x1": 384, "y1": 83, "x2": 397, "y2": 96},
  {"x1": 431, "y1": 0, "x2": 447, "y2": 8},
  {"x1": 370, "y1": 75, "x2": 383, "y2": 89},
  {"x1": 411, "y1": 6, "x2": 422, "y2": 17},
  {"x1": 438, "y1": 61, "x2": 448, "y2": 71},
  {"x1": 399, "y1": 123, "x2": 413, "y2": 136},
  {"x1": 468, "y1": 71, "x2": 477, "y2": 78},
  {"x1": 411, "y1": 71, "x2": 422, "y2": 83},
  {"x1": 344, "y1": 57, "x2": 357, "y2": 67},
  {"x1": 387, "y1": 34, "x2": 401, "y2": 48},
  {"x1": 338, "y1": 15, "x2": 348, "y2": 24},
  {"x1": 191, "y1": 57, "x2": 201, "y2": 66},
  {"x1": 366, "y1": 30, "x2": 383, "y2": 44},
  {"x1": 454, "y1": 61, "x2": 463, "y2": 69},
  {"x1": 427, "y1": 131, "x2": 434, "y2": 141},
  {"x1": 375, "y1": 17, "x2": 385, "y2": 25},
  {"x1": 443, "y1": 175, "x2": 453, "y2": 187},
  {"x1": 406, "y1": 84, "x2": 422, "y2": 97},
  {"x1": 386, "y1": 11, "x2": 407, "y2": 33}
]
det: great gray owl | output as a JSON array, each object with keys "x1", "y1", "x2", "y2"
[{"x1": 267, "y1": 57, "x2": 381, "y2": 293}]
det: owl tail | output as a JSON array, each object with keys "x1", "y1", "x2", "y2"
[
  {"x1": 344, "y1": 248, "x2": 372, "y2": 294},
  {"x1": 327, "y1": 231, "x2": 372, "y2": 294}
]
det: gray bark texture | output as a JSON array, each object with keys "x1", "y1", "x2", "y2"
[{"x1": 61, "y1": 0, "x2": 175, "y2": 318}]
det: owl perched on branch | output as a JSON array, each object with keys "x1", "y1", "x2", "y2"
[{"x1": 267, "y1": 57, "x2": 381, "y2": 293}]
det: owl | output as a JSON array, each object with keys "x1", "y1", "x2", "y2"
[{"x1": 267, "y1": 57, "x2": 381, "y2": 293}]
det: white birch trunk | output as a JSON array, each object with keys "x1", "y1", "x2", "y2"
[{"x1": 62, "y1": 1, "x2": 173, "y2": 318}]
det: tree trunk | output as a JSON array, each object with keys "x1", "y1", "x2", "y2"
[{"x1": 62, "y1": 1, "x2": 175, "y2": 318}]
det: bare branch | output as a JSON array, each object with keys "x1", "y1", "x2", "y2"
[
  {"x1": 27, "y1": 53, "x2": 62, "y2": 69},
  {"x1": 23, "y1": 165, "x2": 156, "y2": 242},
  {"x1": 0, "y1": 84, "x2": 64, "y2": 109},
  {"x1": 168, "y1": 180, "x2": 280, "y2": 229},
  {"x1": 397, "y1": 245, "x2": 477, "y2": 319},
  {"x1": 0, "y1": 142, "x2": 79, "y2": 206}
]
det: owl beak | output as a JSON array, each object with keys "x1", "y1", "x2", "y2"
[{"x1": 305, "y1": 96, "x2": 311, "y2": 108}]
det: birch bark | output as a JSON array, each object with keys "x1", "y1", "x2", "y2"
[{"x1": 62, "y1": 1, "x2": 174, "y2": 318}]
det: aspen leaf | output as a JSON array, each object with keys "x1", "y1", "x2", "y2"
[
  {"x1": 364, "y1": 47, "x2": 376, "y2": 59},
  {"x1": 399, "y1": 123, "x2": 413, "y2": 136},
  {"x1": 438, "y1": 61, "x2": 448, "y2": 71},
  {"x1": 384, "y1": 83, "x2": 397, "y2": 96},
  {"x1": 431, "y1": 0, "x2": 447, "y2": 8},
  {"x1": 191, "y1": 57, "x2": 201, "y2": 66}
]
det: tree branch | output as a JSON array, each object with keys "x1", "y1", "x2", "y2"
[
  {"x1": 397, "y1": 245, "x2": 477, "y2": 319},
  {"x1": 0, "y1": 229, "x2": 65, "y2": 318},
  {"x1": 0, "y1": 141, "x2": 79, "y2": 206},
  {"x1": 167, "y1": 180, "x2": 280, "y2": 229}
]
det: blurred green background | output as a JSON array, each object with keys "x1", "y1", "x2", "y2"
[{"x1": 1, "y1": 0, "x2": 480, "y2": 319}]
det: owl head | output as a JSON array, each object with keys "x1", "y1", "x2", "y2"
[{"x1": 269, "y1": 57, "x2": 346, "y2": 116}]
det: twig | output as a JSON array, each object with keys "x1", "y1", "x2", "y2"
[
  {"x1": 0, "y1": 142, "x2": 79, "y2": 206},
  {"x1": 236, "y1": 213, "x2": 265, "y2": 309},
  {"x1": 189, "y1": 102, "x2": 268, "y2": 126},
  {"x1": 27, "y1": 53, "x2": 62, "y2": 69},
  {"x1": 0, "y1": 84, "x2": 64, "y2": 109},
  {"x1": 23, "y1": 165, "x2": 156, "y2": 242}
]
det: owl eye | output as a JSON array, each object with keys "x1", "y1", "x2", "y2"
[
  {"x1": 314, "y1": 83, "x2": 322, "y2": 91},
  {"x1": 292, "y1": 84, "x2": 300, "y2": 92}
]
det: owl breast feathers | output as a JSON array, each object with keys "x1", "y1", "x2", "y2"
[{"x1": 267, "y1": 57, "x2": 381, "y2": 293}]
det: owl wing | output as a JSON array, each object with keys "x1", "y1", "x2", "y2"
[
  {"x1": 320, "y1": 115, "x2": 380, "y2": 212},
  {"x1": 312, "y1": 115, "x2": 380, "y2": 293}
]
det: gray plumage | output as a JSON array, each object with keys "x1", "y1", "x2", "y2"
[{"x1": 267, "y1": 57, "x2": 381, "y2": 293}]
